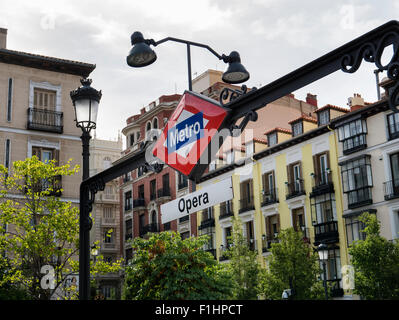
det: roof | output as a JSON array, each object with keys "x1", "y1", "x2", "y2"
[
  {"x1": 0, "y1": 48, "x2": 95, "y2": 77},
  {"x1": 242, "y1": 138, "x2": 268, "y2": 145},
  {"x1": 314, "y1": 104, "x2": 349, "y2": 114},
  {"x1": 288, "y1": 115, "x2": 317, "y2": 124},
  {"x1": 264, "y1": 127, "x2": 292, "y2": 135}
]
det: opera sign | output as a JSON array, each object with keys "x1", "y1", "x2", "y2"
[
  {"x1": 160, "y1": 178, "x2": 233, "y2": 224},
  {"x1": 152, "y1": 91, "x2": 229, "y2": 182}
]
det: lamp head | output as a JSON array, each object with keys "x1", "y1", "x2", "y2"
[
  {"x1": 222, "y1": 51, "x2": 250, "y2": 84},
  {"x1": 127, "y1": 31, "x2": 157, "y2": 68}
]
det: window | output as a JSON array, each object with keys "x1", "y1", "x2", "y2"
[
  {"x1": 292, "y1": 207, "x2": 306, "y2": 231},
  {"x1": 34, "y1": 88, "x2": 56, "y2": 110},
  {"x1": 385, "y1": 152, "x2": 399, "y2": 199},
  {"x1": 178, "y1": 172, "x2": 188, "y2": 189},
  {"x1": 125, "y1": 219, "x2": 132, "y2": 240},
  {"x1": 267, "y1": 132, "x2": 277, "y2": 146},
  {"x1": 136, "y1": 132, "x2": 141, "y2": 141},
  {"x1": 265, "y1": 214, "x2": 280, "y2": 242},
  {"x1": 262, "y1": 171, "x2": 277, "y2": 205},
  {"x1": 313, "y1": 152, "x2": 330, "y2": 187},
  {"x1": 318, "y1": 110, "x2": 330, "y2": 126},
  {"x1": 32, "y1": 146, "x2": 58, "y2": 164},
  {"x1": 244, "y1": 221, "x2": 255, "y2": 250},
  {"x1": 4, "y1": 139, "x2": 10, "y2": 169},
  {"x1": 150, "y1": 179, "x2": 156, "y2": 200},
  {"x1": 103, "y1": 207, "x2": 113, "y2": 219},
  {"x1": 318, "y1": 247, "x2": 342, "y2": 291},
  {"x1": 338, "y1": 119, "x2": 367, "y2": 154},
  {"x1": 137, "y1": 166, "x2": 144, "y2": 177},
  {"x1": 180, "y1": 231, "x2": 190, "y2": 240},
  {"x1": 387, "y1": 113, "x2": 399, "y2": 140},
  {"x1": 129, "y1": 134, "x2": 135, "y2": 146},
  {"x1": 7, "y1": 78, "x2": 12, "y2": 122},
  {"x1": 162, "y1": 173, "x2": 170, "y2": 191},
  {"x1": 286, "y1": 162, "x2": 304, "y2": 197},
  {"x1": 345, "y1": 215, "x2": 367, "y2": 246},
  {"x1": 240, "y1": 180, "x2": 254, "y2": 213},
  {"x1": 153, "y1": 117, "x2": 158, "y2": 129},
  {"x1": 124, "y1": 191, "x2": 132, "y2": 211},
  {"x1": 340, "y1": 155, "x2": 373, "y2": 208},
  {"x1": 292, "y1": 121, "x2": 303, "y2": 137},
  {"x1": 103, "y1": 228, "x2": 114, "y2": 243},
  {"x1": 311, "y1": 193, "x2": 336, "y2": 225},
  {"x1": 138, "y1": 184, "x2": 145, "y2": 199},
  {"x1": 146, "y1": 122, "x2": 151, "y2": 132},
  {"x1": 103, "y1": 157, "x2": 112, "y2": 169},
  {"x1": 202, "y1": 207, "x2": 214, "y2": 221}
]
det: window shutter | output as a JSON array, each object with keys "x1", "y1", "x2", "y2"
[{"x1": 54, "y1": 149, "x2": 60, "y2": 166}]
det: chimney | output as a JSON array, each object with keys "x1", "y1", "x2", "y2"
[
  {"x1": 140, "y1": 107, "x2": 145, "y2": 115},
  {"x1": 348, "y1": 93, "x2": 365, "y2": 112},
  {"x1": 0, "y1": 28, "x2": 7, "y2": 49},
  {"x1": 306, "y1": 93, "x2": 318, "y2": 107}
]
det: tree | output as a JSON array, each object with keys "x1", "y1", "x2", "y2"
[
  {"x1": 225, "y1": 217, "x2": 262, "y2": 299},
  {"x1": 123, "y1": 231, "x2": 233, "y2": 300},
  {"x1": 0, "y1": 156, "x2": 122, "y2": 300},
  {"x1": 259, "y1": 228, "x2": 324, "y2": 300},
  {"x1": 348, "y1": 213, "x2": 399, "y2": 299}
]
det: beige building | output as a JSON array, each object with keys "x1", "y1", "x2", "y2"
[
  {"x1": 89, "y1": 133, "x2": 123, "y2": 299},
  {"x1": 0, "y1": 28, "x2": 95, "y2": 200}
]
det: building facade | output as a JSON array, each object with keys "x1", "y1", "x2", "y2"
[
  {"x1": 119, "y1": 69, "x2": 319, "y2": 263},
  {"x1": 89, "y1": 134, "x2": 123, "y2": 299}
]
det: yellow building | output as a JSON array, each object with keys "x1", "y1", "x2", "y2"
[{"x1": 197, "y1": 105, "x2": 351, "y2": 299}]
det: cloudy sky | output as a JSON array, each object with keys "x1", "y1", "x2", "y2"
[{"x1": 1, "y1": 0, "x2": 399, "y2": 144}]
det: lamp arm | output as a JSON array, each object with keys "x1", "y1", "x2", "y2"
[{"x1": 150, "y1": 37, "x2": 226, "y2": 61}]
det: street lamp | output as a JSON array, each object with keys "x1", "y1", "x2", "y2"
[
  {"x1": 70, "y1": 78, "x2": 102, "y2": 300},
  {"x1": 126, "y1": 31, "x2": 250, "y2": 90},
  {"x1": 70, "y1": 78, "x2": 102, "y2": 180},
  {"x1": 318, "y1": 243, "x2": 329, "y2": 300}
]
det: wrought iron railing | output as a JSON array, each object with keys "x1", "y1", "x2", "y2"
[
  {"x1": 261, "y1": 188, "x2": 278, "y2": 206},
  {"x1": 27, "y1": 108, "x2": 63, "y2": 133},
  {"x1": 28, "y1": 175, "x2": 62, "y2": 196},
  {"x1": 139, "y1": 223, "x2": 159, "y2": 237},
  {"x1": 286, "y1": 180, "x2": 305, "y2": 199},
  {"x1": 219, "y1": 201, "x2": 234, "y2": 219},
  {"x1": 383, "y1": 179, "x2": 399, "y2": 200},
  {"x1": 239, "y1": 195, "x2": 255, "y2": 213},
  {"x1": 313, "y1": 221, "x2": 339, "y2": 244}
]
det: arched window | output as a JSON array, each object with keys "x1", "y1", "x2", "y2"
[
  {"x1": 153, "y1": 117, "x2": 158, "y2": 129},
  {"x1": 151, "y1": 210, "x2": 157, "y2": 224},
  {"x1": 146, "y1": 122, "x2": 151, "y2": 132}
]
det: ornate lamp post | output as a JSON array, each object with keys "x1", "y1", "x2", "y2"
[
  {"x1": 70, "y1": 78, "x2": 102, "y2": 300},
  {"x1": 318, "y1": 243, "x2": 329, "y2": 300},
  {"x1": 126, "y1": 31, "x2": 250, "y2": 90}
]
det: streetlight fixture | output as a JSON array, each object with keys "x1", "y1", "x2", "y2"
[
  {"x1": 317, "y1": 243, "x2": 329, "y2": 300},
  {"x1": 70, "y1": 78, "x2": 102, "y2": 300},
  {"x1": 126, "y1": 31, "x2": 250, "y2": 90}
]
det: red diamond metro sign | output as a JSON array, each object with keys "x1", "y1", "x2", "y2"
[{"x1": 152, "y1": 91, "x2": 229, "y2": 181}]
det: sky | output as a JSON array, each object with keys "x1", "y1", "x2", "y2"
[{"x1": 1, "y1": 0, "x2": 399, "y2": 145}]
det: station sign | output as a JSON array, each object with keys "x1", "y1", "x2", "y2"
[
  {"x1": 152, "y1": 90, "x2": 229, "y2": 181},
  {"x1": 160, "y1": 178, "x2": 233, "y2": 224}
]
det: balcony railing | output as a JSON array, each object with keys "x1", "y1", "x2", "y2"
[
  {"x1": 313, "y1": 220, "x2": 339, "y2": 245},
  {"x1": 383, "y1": 180, "x2": 399, "y2": 200},
  {"x1": 199, "y1": 218, "x2": 215, "y2": 230},
  {"x1": 262, "y1": 234, "x2": 279, "y2": 252},
  {"x1": 261, "y1": 188, "x2": 279, "y2": 206},
  {"x1": 157, "y1": 187, "x2": 171, "y2": 198},
  {"x1": 347, "y1": 187, "x2": 372, "y2": 209},
  {"x1": 139, "y1": 223, "x2": 159, "y2": 237},
  {"x1": 311, "y1": 171, "x2": 334, "y2": 196},
  {"x1": 27, "y1": 108, "x2": 63, "y2": 133},
  {"x1": 27, "y1": 175, "x2": 62, "y2": 196},
  {"x1": 219, "y1": 201, "x2": 234, "y2": 219},
  {"x1": 133, "y1": 198, "x2": 146, "y2": 209},
  {"x1": 239, "y1": 196, "x2": 255, "y2": 213},
  {"x1": 286, "y1": 180, "x2": 305, "y2": 199}
]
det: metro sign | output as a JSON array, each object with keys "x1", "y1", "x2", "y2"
[{"x1": 152, "y1": 91, "x2": 229, "y2": 181}]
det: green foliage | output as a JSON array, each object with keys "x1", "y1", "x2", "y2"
[
  {"x1": 225, "y1": 217, "x2": 262, "y2": 299},
  {"x1": 124, "y1": 231, "x2": 233, "y2": 300},
  {"x1": 0, "y1": 156, "x2": 123, "y2": 300},
  {"x1": 259, "y1": 228, "x2": 324, "y2": 300},
  {"x1": 348, "y1": 213, "x2": 399, "y2": 299}
]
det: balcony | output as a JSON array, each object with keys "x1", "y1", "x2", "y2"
[
  {"x1": 101, "y1": 242, "x2": 117, "y2": 251},
  {"x1": 262, "y1": 234, "x2": 279, "y2": 253},
  {"x1": 139, "y1": 223, "x2": 159, "y2": 237},
  {"x1": 27, "y1": 175, "x2": 62, "y2": 197},
  {"x1": 383, "y1": 180, "x2": 399, "y2": 200},
  {"x1": 133, "y1": 198, "x2": 146, "y2": 210},
  {"x1": 261, "y1": 188, "x2": 279, "y2": 207},
  {"x1": 199, "y1": 218, "x2": 215, "y2": 230},
  {"x1": 286, "y1": 180, "x2": 305, "y2": 200},
  {"x1": 219, "y1": 202, "x2": 234, "y2": 220},
  {"x1": 313, "y1": 221, "x2": 339, "y2": 245},
  {"x1": 347, "y1": 187, "x2": 372, "y2": 209},
  {"x1": 342, "y1": 133, "x2": 367, "y2": 155},
  {"x1": 27, "y1": 108, "x2": 63, "y2": 134},
  {"x1": 100, "y1": 217, "x2": 117, "y2": 226},
  {"x1": 310, "y1": 171, "x2": 334, "y2": 197},
  {"x1": 157, "y1": 187, "x2": 171, "y2": 199},
  {"x1": 239, "y1": 196, "x2": 255, "y2": 214}
]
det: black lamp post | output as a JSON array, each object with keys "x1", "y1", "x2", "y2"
[
  {"x1": 318, "y1": 243, "x2": 329, "y2": 300},
  {"x1": 70, "y1": 78, "x2": 102, "y2": 300},
  {"x1": 126, "y1": 31, "x2": 250, "y2": 90}
]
